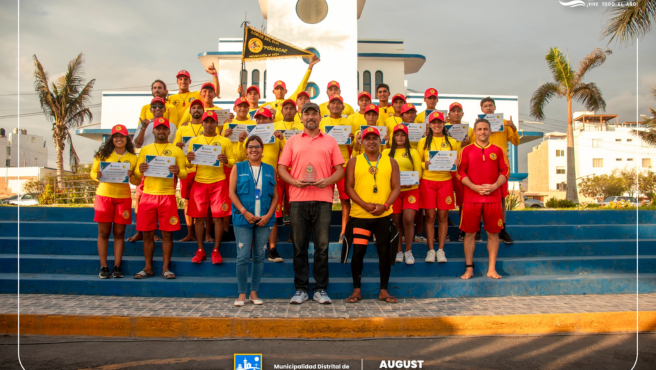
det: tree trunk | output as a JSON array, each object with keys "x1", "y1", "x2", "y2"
[
  {"x1": 566, "y1": 98, "x2": 579, "y2": 203},
  {"x1": 55, "y1": 133, "x2": 64, "y2": 191}
]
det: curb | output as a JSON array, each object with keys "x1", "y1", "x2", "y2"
[{"x1": 2, "y1": 311, "x2": 656, "y2": 338}]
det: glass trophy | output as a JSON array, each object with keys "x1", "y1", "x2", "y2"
[{"x1": 302, "y1": 162, "x2": 317, "y2": 183}]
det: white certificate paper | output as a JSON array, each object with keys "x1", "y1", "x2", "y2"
[
  {"x1": 181, "y1": 136, "x2": 194, "y2": 154},
  {"x1": 227, "y1": 124, "x2": 256, "y2": 142},
  {"x1": 407, "y1": 124, "x2": 426, "y2": 143},
  {"x1": 478, "y1": 113, "x2": 505, "y2": 132},
  {"x1": 428, "y1": 151, "x2": 457, "y2": 172},
  {"x1": 446, "y1": 124, "x2": 470, "y2": 142},
  {"x1": 324, "y1": 126, "x2": 351, "y2": 145},
  {"x1": 213, "y1": 110, "x2": 230, "y2": 125},
  {"x1": 280, "y1": 129, "x2": 302, "y2": 140},
  {"x1": 144, "y1": 155, "x2": 174, "y2": 178},
  {"x1": 99, "y1": 162, "x2": 130, "y2": 183},
  {"x1": 424, "y1": 109, "x2": 448, "y2": 124},
  {"x1": 359, "y1": 125, "x2": 388, "y2": 145},
  {"x1": 249, "y1": 123, "x2": 275, "y2": 144},
  {"x1": 190, "y1": 144, "x2": 222, "y2": 167},
  {"x1": 400, "y1": 171, "x2": 420, "y2": 186}
]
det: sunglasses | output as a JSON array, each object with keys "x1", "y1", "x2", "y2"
[
  {"x1": 247, "y1": 145, "x2": 262, "y2": 149},
  {"x1": 151, "y1": 105, "x2": 165, "y2": 109}
]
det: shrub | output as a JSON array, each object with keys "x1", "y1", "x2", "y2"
[{"x1": 546, "y1": 198, "x2": 576, "y2": 208}]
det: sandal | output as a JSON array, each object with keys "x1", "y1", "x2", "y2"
[
  {"x1": 378, "y1": 296, "x2": 398, "y2": 304},
  {"x1": 133, "y1": 270, "x2": 154, "y2": 279},
  {"x1": 345, "y1": 295, "x2": 362, "y2": 303},
  {"x1": 162, "y1": 270, "x2": 176, "y2": 279}
]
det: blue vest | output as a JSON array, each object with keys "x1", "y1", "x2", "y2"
[{"x1": 231, "y1": 161, "x2": 277, "y2": 228}]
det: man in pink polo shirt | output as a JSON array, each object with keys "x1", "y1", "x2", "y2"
[{"x1": 278, "y1": 102, "x2": 344, "y2": 305}]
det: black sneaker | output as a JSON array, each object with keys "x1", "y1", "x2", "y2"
[
  {"x1": 268, "y1": 248, "x2": 283, "y2": 262},
  {"x1": 99, "y1": 266, "x2": 111, "y2": 279},
  {"x1": 499, "y1": 229, "x2": 514, "y2": 244},
  {"x1": 458, "y1": 231, "x2": 465, "y2": 242},
  {"x1": 475, "y1": 231, "x2": 482, "y2": 242},
  {"x1": 112, "y1": 265, "x2": 123, "y2": 278}
]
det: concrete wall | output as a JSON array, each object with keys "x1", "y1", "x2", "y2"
[
  {"x1": 0, "y1": 137, "x2": 8, "y2": 167},
  {"x1": 6, "y1": 132, "x2": 48, "y2": 168},
  {"x1": 0, "y1": 167, "x2": 57, "y2": 197}
]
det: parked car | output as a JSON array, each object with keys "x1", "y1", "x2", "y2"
[
  {"x1": 600, "y1": 196, "x2": 638, "y2": 206},
  {"x1": 7, "y1": 193, "x2": 39, "y2": 206},
  {"x1": 1, "y1": 195, "x2": 19, "y2": 204},
  {"x1": 523, "y1": 196, "x2": 545, "y2": 208}
]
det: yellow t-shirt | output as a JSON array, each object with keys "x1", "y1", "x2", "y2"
[
  {"x1": 90, "y1": 151, "x2": 138, "y2": 199},
  {"x1": 221, "y1": 118, "x2": 257, "y2": 161},
  {"x1": 263, "y1": 69, "x2": 312, "y2": 122},
  {"x1": 238, "y1": 135, "x2": 285, "y2": 171},
  {"x1": 139, "y1": 103, "x2": 179, "y2": 127},
  {"x1": 377, "y1": 105, "x2": 395, "y2": 122},
  {"x1": 134, "y1": 143, "x2": 188, "y2": 195},
  {"x1": 178, "y1": 105, "x2": 223, "y2": 125},
  {"x1": 173, "y1": 122, "x2": 204, "y2": 173},
  {"x1": 347, "y1": 112, "x2": 385, "y2": 128},
  {"x1": 319, "y1": 116, "x2": 356, "y2": 166},
  {"x1": 447, "y1": 122, "x2": 474, "y2": 154},
  {"x1": 382, "y1": 148, "x2": 422, "y2": 191},
  {"x1": 471, "y1": 119, "x2": 520, "y2": 159},
  {"x1": 417, "y1": 136, "x2": 461, "y2": 182},
  {"x1": 186, "y1": 134, "x2": 235, "y2": 184},
  {"x1": 385, "y1": 117, "x2": 420, "y2": 150},
  {"x1": 319, "y1": 101, "x2": 356, "y2": 118},
  {"x1": 349, "y1": 154, "x2": 394, "y2": 219},
  {"x1": 274, "y1": 120, "x2": 304, "y2": 133},
  {"x1": 168, "y1": 91, "x2": 201, "y2": 122}
]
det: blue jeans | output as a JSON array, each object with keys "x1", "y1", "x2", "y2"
[
  {"x1": 290, "y1": 201, "x2": 332, "y2": 292},
  {"x1": 234, "y1": 225, "x2": 272, "y2": 294}
]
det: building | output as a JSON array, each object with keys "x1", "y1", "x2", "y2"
[
  {"x1": 0, "y1": 129, "x2": 8, "y2": 167},
  {"x1": 0, "y1": 128, "x2": 48, "y2": 168},
  {"x1": 0, "y1": 167, "x2": 58, "y2": 197}
]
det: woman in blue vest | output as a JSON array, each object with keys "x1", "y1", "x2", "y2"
[{"x1": 229, "y1": 136, "x2": 279, "y2": 306}]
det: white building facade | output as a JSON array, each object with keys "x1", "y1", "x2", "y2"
[{"x1": 0, "y1": 128, "x2": 48, "y2": 168}]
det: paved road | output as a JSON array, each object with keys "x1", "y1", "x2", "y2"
[{"x1": 1, "y1": 333, "x2": 654, "y2": 370}]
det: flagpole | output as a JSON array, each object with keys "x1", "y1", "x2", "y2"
[{"x1": 240, "y1": 16, "x2": 250, "y2": 98}]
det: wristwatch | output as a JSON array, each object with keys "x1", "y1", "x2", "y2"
[{"x1": 383, "y1": 203, "x2": 390, "y2": 211}]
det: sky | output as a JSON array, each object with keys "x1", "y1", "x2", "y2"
[{"x1": 1, "y1": 0, "x2": 655, "y2": 172}]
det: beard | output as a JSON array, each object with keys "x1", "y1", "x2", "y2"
[{"x1": 192, "y1": 112, "x2": 202, "y2": 119}]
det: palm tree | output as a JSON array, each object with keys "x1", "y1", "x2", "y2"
[
  {"x1": 633, "y1": 87, "x2": 656, "y2": 145},
  {"x1": 601, "y1": 0, "x2": 656, "y2": 47},
  {"x1": 33, "y1": 53, "x2": 95, "y2": 187},
  {"x1": 530, "y1": 47, "x2": 612, "y2": 203}
]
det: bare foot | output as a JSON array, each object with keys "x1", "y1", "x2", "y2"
[
  {"x1": 154, "y1": 235, "x2": 163, "y2": 242},
  {"x1": 461, "y1": 268, "x2": 474, "y2": 280},
  {"x1": 127, "y1": 233, "x2": 142, "y2": 242},
  {"x1": 206, "y1": 235, "x2": 214, "y2": 243},
  {"x1": 179, "y1": 235, "x2": 196, "y2": 242},
  {"x1": 487, "y1": 270, "x2": 502, "y2": 279}
]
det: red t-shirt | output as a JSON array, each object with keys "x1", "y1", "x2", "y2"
[
  {"x1": 457, "y1": 142, "x2": 509, "y2": 203},
  {"x1": 278, "y1": 131, "x2": 345, "y2": 203}
]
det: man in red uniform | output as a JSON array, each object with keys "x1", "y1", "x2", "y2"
[{"x1": 457, "y1": 118, "x2": 510, "y2": 280}]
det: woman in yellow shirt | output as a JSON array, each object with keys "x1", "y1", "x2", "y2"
[
  {"x1": 417, "y1": 112, "x2": 460, "y2": 264},
  {"x1": 382, "y1": 124, "x2": 422, "y2": 265},
  {"x1": 90, "y1": 124, "x2": 139, "y2": 279}
]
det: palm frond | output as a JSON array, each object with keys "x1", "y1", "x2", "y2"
[
  {"x1": 574, "y1": 48, "x2": 612, "y2": 85},
  {"x1": 65, "y1": 79, "x2": 96, "y2": 123},
  {"x1": 61, "y1": 53, "x2": 86, "y2": 98},
  {"x1": 529, "y1": 82, "x2": 562, "y2": 120},
  {"x1": 601, "y1": 0, "x2": 656, "y2": 47},
  {"x1": 33, "y1": 55, "x2": 56, "y2": 121},
  {"x1": 65, "y1": 108, "x2": 93, "y2": 129},
  {"x1": 545, "y1": 47, "x2": 574, "y2": 92},
  {"x1": 572, "y1": 82, "x2": 606, "y2": 112}
]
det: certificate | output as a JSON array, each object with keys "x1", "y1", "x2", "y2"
[
  {"x1": 99, "y1": 162, "x2": 130, "y2": 183},
  {"x1": 359, "y1": 125, "x2": 387, "y2": 145},
  {"x1": 280, "y1": 129, "x2": 302, "y2": 140},
  {"x1": 424, "y1": 109, "x2": 448, "y2": 124},
  {"x1": 213, "y1": 110, "x2": 230, "y2": 125},
  {"x1": 249, "y1": 123, "x2": 275, "y2": 144},
  {"x1": 181, "y1": 136, "x2": 194, "y2": 154},
  {"x1": 407, "y1": 123, "x2": 426, "y2": 142},
  {"x1": 144, "y1": 155, "x2": 174, "y2": 178},
  {"x1": 478, "y1": 113, "x2": 505, "y2": 132},
  {"x1": 324, "y1": 125, "x2": 351, "y2": 145},
  {"x1": 226, "y1": 124, "x2": 256, "y2": 142},
  {"x1": 446, "y1": 124, "x2": 470, "y2": 142},
  {"x1": 400, "y1": 171, "x2": 420, "y2": 186},
  {"x1": 428, "y1": 151, "x2": 457, "y2": 172},
  {"x1": 190, "y1": 144, "x2": 222, "y2": 167}
]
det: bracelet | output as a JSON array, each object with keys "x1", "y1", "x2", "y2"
[
  {"x1": 212, "y1": 73, "x2": 218, "y2": 76},
  {"x1": 240, "y1": 207, "x2": 246, "y2": 213}
]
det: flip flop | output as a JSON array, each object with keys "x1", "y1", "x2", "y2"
[
  {"x1": 162, "y1": 270, "x2": 176, "y2": 279},
  {"x1": 378, "y1": 296, "x2": 398, "y2": 304},
  {"x1": 345, "y1": 295, "x2": 362, "y2": 303},
  {"x1": 133, "y1": 270, "x2": 154, "y2": 279}
]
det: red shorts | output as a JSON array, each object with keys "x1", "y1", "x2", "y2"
[
  {"x1": 188, "y1": 180, "x2": 232, "y2": 218},
  {"x1": 136, "y1": 194, "x2": 181, "y2": 232},
  {"x1": 500, "y1": 181, "x2": 509, "y2": 198},
  {"x1": 459, "y1": 202, "x2": 504, "y2": 234},
  {"x1": 180, "y1": 171, "x2": 196, "y2": 199},
  {"x1": 94, "y1": 195, "x2": 132, "y2": 225},
  {"x1": 136, "y1": 177, "x2": 145, "y2": 197},
  {"x1": 451, "y1": 172, "x2": 464, "y2": 207},
  {"x1": 419, "y1": 179, "x2": 455, "y2": 210},
  {"x1": 392, "y1": 189, "x2": 420, "y2": 214},
  {"x1": 335, "y1": 177, "x2": 349, "y2": 200},
  {"x1": 274, "y1": 181, "x2": 283, "y2": 218}
]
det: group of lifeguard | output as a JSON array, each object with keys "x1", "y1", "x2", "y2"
[{"x1": 90, "y1": 55, "x2": 517, "y2": 287}]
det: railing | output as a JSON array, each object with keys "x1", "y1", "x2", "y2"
[{"x1": 54, "y1": 174, "x2": 97, "y2": 204}]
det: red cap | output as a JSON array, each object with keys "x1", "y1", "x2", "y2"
[
  {"x1": 400, "y1": 103, "x2": 417, "y2": 115},
  {"x1": 189, "y1": 99, "x2": 204, "y2": 108},
  {"x1": 327, "y1": 80, "x2": 341, "y2": 89},
  {"x1": 246, "y1": 85, "x2": 261, "y2": 95},
  {"x1": 176, "y1": 70, "x2": 191, "y2": 79},
  {"x1": 449, "y1": 102, "x2": 463, "y2": 112},
  {"x1": 282, "y1": 98, "x2": 296, "y2": 108},
  {"x1": 153, "y1": 117, "x2": 170, "y2": 129},
  {"x1": 361, "y1": 126, "x2": 380, "y2": 138},
  {"x1": 254, "y1": 107, "x2": 273, "y2": 119},
  {"x1": 151, "y1": 97, "x2": 166, "y2": 105},
  {"x1": 391, "y1": 93, "x2": 406, "y2": 103},
  {"x1": 364, "y1": 104, "x2": 379, "y2": 115},
  {"x1": 201, "y1": 82, "x2": 215, "y2": 91},
  {"x1": 201, "y1": 110, "x2": 218, "y2": 122},
  {"x1": 393, "y1": 124, "x2": 409, "y2": 136},
  {"x1": 424, "y1": 88, "x2": 438, "y2": 99},
  {"x1": 273, "y1": 80, "x2": 287, "y2": 90},
  {"x1": 428, "y1": 111, "x2": 446, "y2": 123},
  {"x1": 111, "y1": 124, "x2": 128, "y2": 136},
  {"x1": 358, "y1": 91, "x2": 372, "y2": 101},
  {"x1": 234, "y1": 97, "x2": 249, "y2": 107},
  {"x1": 329, "y1": 94, "x2": 344, "y2": 104},
  {"x1": 297, "y1": 91, "x2": 310, "y2": 100}
]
